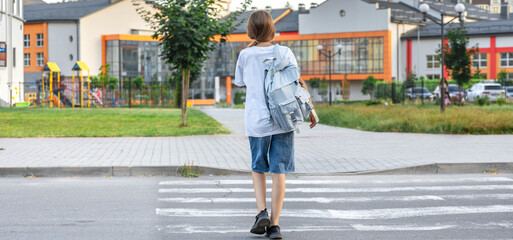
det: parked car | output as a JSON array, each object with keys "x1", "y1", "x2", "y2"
[
  {"x1": 466, "y1": 83, "x2": 505, "y2": 102},
  {"x1": 433, "y1": 84, "x2": 464, "y2": 101},
  {"x1": 406, "y1": 87, "x2": 433, "y2": 100},
  {"x1": 505, "y1": 86, "x2": 513, "y2": 99}
]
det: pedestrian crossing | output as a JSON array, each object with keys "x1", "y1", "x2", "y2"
[{"x1": 154, "y1": 175, "x2": 513, "y2": 238}]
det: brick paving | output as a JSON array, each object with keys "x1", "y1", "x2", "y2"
[{"x1": 0, "y1": 107, "x2": 512, "y2": 174}]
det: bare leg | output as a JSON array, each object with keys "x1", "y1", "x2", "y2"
[
  {"x1": 270, "y1": 173, "x2": 286, "y2": 226},
  {"x1": 252, "y1": 171, "x2": 267, "y2": 212}
]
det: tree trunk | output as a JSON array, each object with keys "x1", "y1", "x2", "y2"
[
  {"x1": 459, "y1": 84, "x2": 463, "y2": 106},
  {"x1": 181, "y1": 68, "x2": 191, "y2": 126}
]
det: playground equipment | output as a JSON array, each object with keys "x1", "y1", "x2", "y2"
[
  {"x1": 42, "y1": 62, "x2": 62, "y2": 108},
  {"x1": 72, "y1": 61, "x2": 103, "y2": 108}
]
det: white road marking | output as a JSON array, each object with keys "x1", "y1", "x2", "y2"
[
  {"x1": 157, "y1": 195, "x2": 445, "y2": 203},
  {"x1": 351, "y1": 224, "x2": 456, "y2": 231},
  {"x1": 157, "y1": 194, "x2": 513, "y2": 203},
  {"x1": 156, "y1": 224, "x2": 352, "y2": 233},
  {"x1": 158, "y1": 184, "x2": 513, "y2": 193},
  {"x1": 156, "y1": 205, "x2": 513, "y2": 220},
  {"x1": 158, "y1": 177, "x2": 513, "y2": 186}
]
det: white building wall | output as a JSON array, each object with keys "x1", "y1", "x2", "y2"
[
  {"x1": 390, "y1": 23, "x2": 418, "y2": 82},
  {"x1": 410, "y1": 38, "x2": 442, "y2": 79},
  {"x1": 469, "y1": 37, "x2": 490, "y2": 48},
  {"x1": 349, "y1": 80, "x2": 368, "y2": 100},
  {"x1": 299, "y1": 0, "x2": 390, "y2": 34},
  {"x1": 48, "y1": 23, "x2": 78, "y2": 77},
  {"x1": 0, "y1": 0, "x2": 24, "y2": 106},
  {"x1": 78, "y1": 0, "x2": 154, "y2": 76},
  {"x1": 496, "y1": 36, "x2": 513, "y2": 48}
]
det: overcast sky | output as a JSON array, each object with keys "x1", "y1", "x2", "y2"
[{"x1": 42, "y1": 0, "x2": 327, "y2": 11}]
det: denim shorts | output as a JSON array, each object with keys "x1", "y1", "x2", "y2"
[{"x1": 248, "y1": 131, "x2": 295, "y2": 174}]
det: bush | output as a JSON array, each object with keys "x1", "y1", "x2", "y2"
[
  {"x1": 364, "y1": 100, "x2": 382, "y2": 106},
  {"x1": 234, "y1": 91, "x2": 246, "y2": 105},
  {"x1": 497, "y1": 96, "x2": 506, "y2": 106},
  {"x1": 476, "y1": 96, "x2": 490, "y2": 106}
]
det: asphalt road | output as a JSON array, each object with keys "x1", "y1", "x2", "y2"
[{"x1": 1, "y1": 174, "x2": 513, "y2": 240}]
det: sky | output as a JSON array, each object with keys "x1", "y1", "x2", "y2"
[{"x1": 42, "y1": 0, "x2": 327, "y2": 11}]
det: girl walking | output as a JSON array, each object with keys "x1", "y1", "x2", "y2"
[{"x1": 234, "y1": 10, "x2": 317, "y2": 239}]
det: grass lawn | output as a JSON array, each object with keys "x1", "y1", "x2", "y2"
[
  {"x1": 315, "y1": 103, "x2": 513, "y2": 134},
  {"x1": 0, "y1": 107, "x2": 230, "y2": 138}
]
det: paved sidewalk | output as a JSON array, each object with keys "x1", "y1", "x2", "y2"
[{"x1": 0, "y1": 107, "x2": 512, "y2": 174}]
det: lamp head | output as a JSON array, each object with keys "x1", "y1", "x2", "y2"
[
  {"x1": 317, "y1": 45, "x2": 323, "y2": 51},
  {"x1": 455, "y1": 3, "x2": 465, "y2": 14},
  {"x1": 336, "y1": 44, "x2": 343, "y2": 50},
  {"x1": 419, "y1": 3, "x2": 430, "y2": 14}
]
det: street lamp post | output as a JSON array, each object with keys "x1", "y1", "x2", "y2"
[
  {"x1": 318, "y1": 44, "x2": 343, "y2": 106},
  {"x1": 419, "y1": 3, "x2": 466, "y2": 112}
]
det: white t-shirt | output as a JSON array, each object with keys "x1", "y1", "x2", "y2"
[{"x1": 234, "y1": 45, "x2": 299, "y2": 137}]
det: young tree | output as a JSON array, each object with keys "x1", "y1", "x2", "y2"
[
  {"x1": 362, "y1": 75, "x2": 377, "y2": 100},
  {"x1": 498, "y1": 69, "x2": 508, "y2": 87},
  {"x1": 441, "y1": 26, "x2": 478, "y2": 106},
  {"x1": 134, "y1": 0, "x2": 251, "y2": 126}
]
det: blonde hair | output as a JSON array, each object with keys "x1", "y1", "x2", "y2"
[{"x1": 246, "y1": 10, "x2": 275, "y2": 47}]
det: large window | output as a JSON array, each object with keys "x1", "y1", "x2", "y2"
[
  {"x1": 36, "y1": 33, "x2": 44, "y2": 47},
  {"x1": 24, "y1": 34, "x2": 30, "y2": 48},
  {"x1": 500, "y1": 52, "x2": 513, "y2": 67},
  {"x1": 24, "y1": 53, "x2": 30, "y2": 67},
  {"x1": 426, "y1": 55, "x2": 440, "y2": 68},
  {"x1": 472, "y1": 53, "x2": 487, "y2": 68},
  {"x1": 36, "y1": 52, "x2": 44, "y2": 66}
]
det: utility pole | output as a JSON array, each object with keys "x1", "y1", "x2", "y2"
[{"x1": 6, "y1": 0, "x2": 14, "y2": 107}]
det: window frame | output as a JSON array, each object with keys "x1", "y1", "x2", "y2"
[
  {"x1": 24, "y1": 34, "x2": 30, "y2": 48},
  {"x1": 36, "y1": 33, "x2": 44, "y2": 47},
  {"x1": 472, "y1": 53, "x2": 487, "y2": 68},
  {"x1": 24, "y1": 53, "x2": 30, "y2": 67},
  {"x1": 426, "y1": 55, "x2": 440, "y2": 69},
  {"x1": 36, "y1": 52, "x2": 44, "y2": 66},
  {"x1": 500, "y1": 52, "x2": 513, "y2": 67}
]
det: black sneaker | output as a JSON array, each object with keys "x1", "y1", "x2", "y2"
[
  {"x1": 266, "y1": 225, "x2": 282, "y2": 239},
  {"x1": 250, "y1": 209, "x2": 270, "y2": 235}
]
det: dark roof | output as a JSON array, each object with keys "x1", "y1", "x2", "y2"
[
  {"x1": 274, "y1": 10, "x2": 299, "y2": 32},
  {"x1": 402, "y1": 19, "x2": 513, "y2": 39},
  {"x1": 420, "y1": 0, "x2": 500, "y2": 21},
  {"x1": 24, "y1": 0, "x2": 112, "y2": 22},
  {"x1": 373, "y1": 1, "x2": 425, "y2": 24},
  {"x1": 231, "y1": 8, "x2": 298, "y2": 34}
]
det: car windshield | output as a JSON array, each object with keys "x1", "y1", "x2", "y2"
[
  {"x1": 507, "y1": 87, "x2": 513, "y2": 93},
  {"x1": 484, "y1": 85, "x2": 502, "y2": 90},
  {"x1": 448, "y1": 86, "x2": 459, "y2": 92}
]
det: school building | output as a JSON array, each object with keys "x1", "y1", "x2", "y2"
[{"x1": 19, "y1": 0, "x2": 513, "y2": 104}]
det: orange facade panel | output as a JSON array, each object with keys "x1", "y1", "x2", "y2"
[{"x1": 24, "y1": 23, "x2": 48, "y2": 72}]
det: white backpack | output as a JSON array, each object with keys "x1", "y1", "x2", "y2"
[{"x1": 263, "y1": 45, "x2": 313, "y2": 132}]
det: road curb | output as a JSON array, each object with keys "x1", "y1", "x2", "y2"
[
  {"x1": 359, "y1": 162, "x2": 513, "y2": 175},
  {"x1": 0, "y1": 162, "x2": 511, "y2": 177},
  {"x1": 0, "y1": 166, "x2": 251, "y2": 178}
]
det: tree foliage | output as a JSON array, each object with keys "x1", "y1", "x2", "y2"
[
  {"x1": 134, "y1": 0, "x2": 251, "y2": 126},
  {"x1": 362, "y1": 76, "x2": 377, "y2": 100},
  {"x1": 440, "y1": 26, "x2": 478, "y2": 105}
]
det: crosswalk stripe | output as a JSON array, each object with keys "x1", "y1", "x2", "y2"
[
  {"x1": 157, "y1": 195, "x2": 445, "y2": 203},
  {"x1": 156, "y1": 205, "x2": 513, "y2": 220},
  {"x1": 158, "y1": 184, "x2": 513, "y2": 193},
  {"x1": 156, "y1": 224, "x2": 354, "y2": 234},
  {"x1": 158, "y1": 177, "x2": 513, "y2": 186},
  {"x1": 351, "y1": 224, "x2": 457, "y2": 231},
  {"x1": 156, "y1": 193, "x2": 513, "y2": 203}
]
